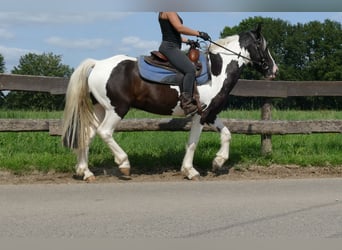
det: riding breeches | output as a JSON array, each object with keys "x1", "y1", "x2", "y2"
[{"x1": 159, "y1": 41, "x2": 196, "y2": 95}]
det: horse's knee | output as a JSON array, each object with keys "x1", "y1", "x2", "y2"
[{"x1": 221, "y1": 126, "x2": 231, "y2": 142}]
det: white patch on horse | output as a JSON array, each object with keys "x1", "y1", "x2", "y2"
[
  {"x1": 209, "y1": 36, "x2": 250, "y2": 68},
  {"x1": 169, "y1": 85, "x2": 185, "y2": 116}
]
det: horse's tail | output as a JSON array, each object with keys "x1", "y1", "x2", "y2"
[{"x1": 61, "y1": 59, "x2": 97, "y2": 150}]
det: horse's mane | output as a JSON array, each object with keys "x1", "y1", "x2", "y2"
[{"x1": 208, "y1": 35, "x2": 239, "y2": 53}]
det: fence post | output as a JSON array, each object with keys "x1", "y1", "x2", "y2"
[{"x1": 261, "y1": 98, "x2": 272, "y2": 155}]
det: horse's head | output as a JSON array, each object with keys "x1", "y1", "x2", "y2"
[{"x1": 239, "y1": 24, "x2": 278, "y2": 79}]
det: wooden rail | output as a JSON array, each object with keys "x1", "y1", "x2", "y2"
[
  {"x1": 0, "y1": 74, "x2": 68, "y2": 94},
  {"x1": 2, "y1": 73, "x2": 342, "y2": 97},
  {"x1": 2, "y1": 73, "x2": 342, "y2": 154},
  {"x1": 1, "y1": 118, "x2": 342, "y2": 136}
]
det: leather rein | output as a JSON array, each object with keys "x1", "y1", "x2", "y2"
[{"x1": 207, "y1": 34, "x2": 269, "y2": 70}]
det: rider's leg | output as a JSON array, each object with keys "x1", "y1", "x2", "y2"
[{"x1": 159, "y1": 41, "x2": 205, "y2": 116}]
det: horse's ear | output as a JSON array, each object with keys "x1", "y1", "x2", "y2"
[
  {"x1": 256, "y1": 23, "x2": 262, "y2": 33},
  {"x1": 253, "y1": 23, "x2": 262, "y2": 39}
]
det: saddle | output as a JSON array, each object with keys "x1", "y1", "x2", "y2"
[
  {"x1": 144, "y1": 49, "x2": 203, "y2": 77},
  {"x1": 138, "y1": 48, "x2": 210, "y2": 86},
  {"x1": 144, "y1": 51, "x2": 176, "y2": 72}
]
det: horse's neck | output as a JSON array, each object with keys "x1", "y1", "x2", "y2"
[
  {"x1": 207, "y1": 39, "x2": 247, "y2": 84},
  {"x1": 200, "y1": 41, "x2": 246, "y2": 102}
]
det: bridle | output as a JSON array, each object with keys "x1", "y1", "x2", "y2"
[{"x1": 207, "y1": 33, "x2": 270, "y2": 70}]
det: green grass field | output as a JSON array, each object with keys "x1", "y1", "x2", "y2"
[{"x1": 1, "y1": 109, "x2": 342, "y2": 174}]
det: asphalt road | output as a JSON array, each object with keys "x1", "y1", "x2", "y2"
[{"x1": 0, "y1": 178, "x2": 341, "y2": 238}]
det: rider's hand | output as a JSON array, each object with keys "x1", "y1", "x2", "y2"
[
  {"x1": 186, "y1": 39, "x2": 196, "y2": 45},
  {"x1": 198, "y1": 31, "x2": 211, "y2": 41},
  {"x1": 186, "y1": 39, "x2": 200, "y2": 47}
]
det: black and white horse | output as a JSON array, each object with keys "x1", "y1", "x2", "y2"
[{"x1": 61, "y1": 24, "x2": 278, "y2": 181}]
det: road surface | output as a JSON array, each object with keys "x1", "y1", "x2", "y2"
[{"x1": 0, "y1": 178, "x2": 341, "y2": 238}]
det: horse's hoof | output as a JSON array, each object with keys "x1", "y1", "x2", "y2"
[
  {"x1": 85, "y1": 175, "x2": 96, "y2": 183},
  {"x1": 191, "y1": 174, "x2": 200, "y2": 181},
  {"x1": 120, "y1": 168, "x2": 130, "y2": 176},
  {"x1": 119, "y1": 168, "x2": 131, "y2": 180},
  {"x1": 212, "y1": 157, "x2": 226, "y2": 171}
]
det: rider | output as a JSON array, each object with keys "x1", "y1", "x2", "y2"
[{"x1": 158, "y1": 12, "x2": 211, "y2": 116}]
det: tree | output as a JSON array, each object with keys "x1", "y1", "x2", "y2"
[
  {"x1": 0, "y1": 54, "x2": 5, "y2": 107},
  {"x1": 0, "y1": 54, "x2": 5, "y2": 73},
  {"x1": 4, "y1": 53, "x2": 73, "y2": 110}
]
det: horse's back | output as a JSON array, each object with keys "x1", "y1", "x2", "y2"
[
  {"x1": 88, "y1": 54, "x2": 136, "y2": 88},
  {"x1": 86, "y1": 55, "x2": 135, "y2": 111},
  {"x1": 91, "y1": 54, "x2": 136, "y2": 76}
]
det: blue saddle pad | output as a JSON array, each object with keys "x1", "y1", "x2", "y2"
[{"x1": 138, "y1": 52, "x2": 209, "y2": 85}]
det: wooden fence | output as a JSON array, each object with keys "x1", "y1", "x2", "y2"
[{"x1": 1, "y1": 73, "x2": 342, "y2": 154}]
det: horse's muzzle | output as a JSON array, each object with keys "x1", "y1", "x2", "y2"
[{"x1": 265, "y1": 64, "x2": 279, "y2": 80}]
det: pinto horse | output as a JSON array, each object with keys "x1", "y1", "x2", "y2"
[{"x1": 61, "y1": 24, "x2": 278, "y2": 181}]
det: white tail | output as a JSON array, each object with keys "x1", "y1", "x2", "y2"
[{"x1": 61, "y1": 59, "x2": 97, "y2": 150}]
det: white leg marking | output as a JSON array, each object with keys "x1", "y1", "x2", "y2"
[
  {"x1": 97, "y1": 110, "x2": 130, "y2": 170},
  {"x1": 211, "y1": 119, "x2": 231, "y2": 171},
  {"x1": 181, "y1": 115, "x2": 203, "y2": 180},
  {"x1": 75, "y1": 122, "x2": 97, "y2": 180},
  {"x1": 181, "y1": 143, "x2": 200, "y2": 179}
]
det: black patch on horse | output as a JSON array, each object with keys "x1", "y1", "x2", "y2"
[
  {"x1": 200, "y1": 60, "x2": 244, "y2": 125},
  {"x1": 209, "y1": 52, "x2": 223, "y2": 76},
  {"x1": 105, "y1": 60, "x2": 137, "y2": 118}
]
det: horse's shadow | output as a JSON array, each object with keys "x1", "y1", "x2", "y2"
[{"x1": 84, "y1": 143, "x2": 241, "y2": 179}]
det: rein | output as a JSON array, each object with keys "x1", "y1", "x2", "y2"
[{"x1": 207, "y1": 38, "x2": 267, "y2": 69}]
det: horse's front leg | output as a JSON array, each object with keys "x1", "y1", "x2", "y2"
[
  {"x1": 209, "y1": 118, "x2": 231, "y2": 172},
  {"x1": 181, "y1": 114, "x2": 203, "y2": 180}
]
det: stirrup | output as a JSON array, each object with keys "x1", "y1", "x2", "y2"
[
  {"x1": 184, "y1": 103, "x2": 207, "y2": 117},
  {"x1": 194, "y1": 94, "x2": 207, "y2": 115}
]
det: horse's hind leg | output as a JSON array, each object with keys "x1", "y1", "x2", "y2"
[
  {"x1": 75, "y1": 140, "x2": 95, "y2": 182},
  {"x1": 75, "y1": 104, "x2": 103, "y2": 181},
  {"x1": 96, "y1": 109, "x2": 131, "y2": 177}
]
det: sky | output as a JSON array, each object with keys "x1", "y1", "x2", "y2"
[{"x1": 0, "y1": 0, "x2": 341, "y2": 72}]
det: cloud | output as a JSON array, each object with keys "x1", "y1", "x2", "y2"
[
  {"x1": 45, "y1": 37, "x2": 112, "y2": 50},
  {"x1": 0, "y1": 28, "x2": 14, "y2": 39},
  {"x1": 0, "y1": 12, "x2": 132, "y2": 25},
  {"x1": 120, "y1": 36, "x2": 159, "y2": 55}
]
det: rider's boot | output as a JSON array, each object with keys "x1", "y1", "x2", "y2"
[{"x1": 180, "y1": 92, "x2": 206, "y2": 116}]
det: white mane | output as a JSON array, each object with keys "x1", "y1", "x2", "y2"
[{"x1": 208, "y1": 35, "x2": 239, "y2": 53}]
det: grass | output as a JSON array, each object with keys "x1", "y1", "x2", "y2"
[{"x1": 1, "y1": 109, "x2": 342, "y2": 174}]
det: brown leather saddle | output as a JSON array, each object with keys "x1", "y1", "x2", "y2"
[{"x1": 143, "y1": 48, "x2": 203, "y2": 77}]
